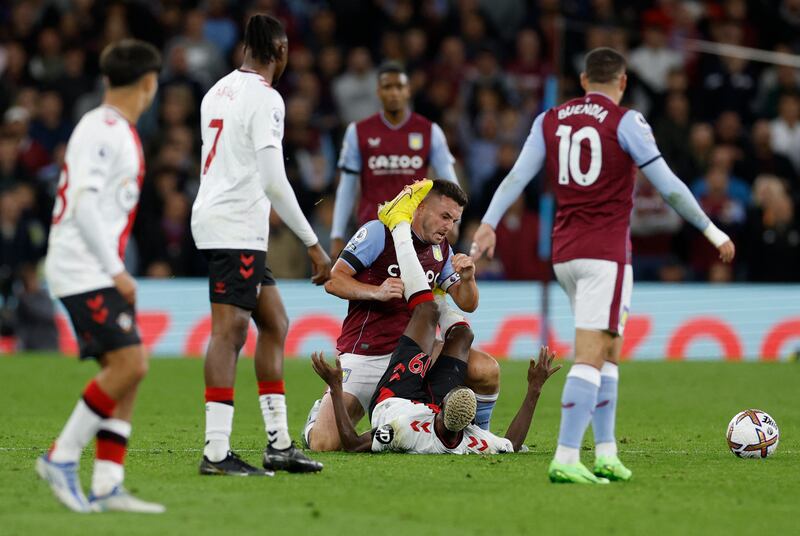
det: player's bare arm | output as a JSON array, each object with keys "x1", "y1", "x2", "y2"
[
  {"x1": 504, "y1": 346, "x2": 562, "y2": 452},
  {"x1": 310, "y1": 352, "x2": 373, "y2": 452},
  {"x1": 447, "y1": 253, "x2": 479, "y2": 312},
  {"x1": 323, "y1": 259, "x2": 404, "y2": 302}
]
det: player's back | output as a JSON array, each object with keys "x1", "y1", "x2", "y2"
[
  {"x1": 45, "y1": 105, "x2": 143, "y2": 297},
  {"x1": 192, "y1": 69, "x2": 284, "y2": 251},
  {"x1": 541, "y1": 93, "x2": 636, "y2": 264}
]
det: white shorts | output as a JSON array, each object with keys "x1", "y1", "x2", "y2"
[
  {"x1": 338, "y1": 352, "x2": 392, "y2": 412},
  {"x1": 553, "y1": 259, "x2": 633, "y2": 335}
]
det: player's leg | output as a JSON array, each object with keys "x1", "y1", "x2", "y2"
[
  {"x1": 38, "y1": 288, "x2": 151, "y2": 512},
  {"x1": 88, "y1": 345, "x2": 164, "y2": 513},
  {"x1": 592, "y1": 264, "x2": 633, "y2": 481},
  {"x1": 426, "y1": 325, "x2": 477, "y2": 431},
  {"x1": 432, "y1": 290, "x2": 500, "y2": 429},
  {"x1": 549, "y1": 260, "x2": 617, "y2": 484},
  {"x1": 200, "y1": 249, "x2": 267, "y2": 476},
  {"x1": 252, "y1": 281, "x2": 322, "y2": 472},
  {"x1": 306, "y1": 392, "x2": 364, "y2": 451}
]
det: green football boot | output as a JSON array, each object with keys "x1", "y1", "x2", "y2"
[
  {"x1": 548, "y1": 459, "x2": 610, "y2": 484},
  {"x1": 593, "y1": 455, "x2": 633, "y2": 482}
]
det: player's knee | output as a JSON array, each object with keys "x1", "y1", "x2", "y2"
[
  {"x1": 217, "y1": 314, "x2": 250, "y2": 350},
  {"x1": 467, "y1": 350, "x2": 500, "y2": 394},
  {"x1": 308, "y1": 427, "x2": 342, "y2": 452},
  {"x1": 256, "y1": 310, "x2": 289, "y2": 342},
  {"x1": 448, "y1": 324, "x2": 474, "y2": 347}
]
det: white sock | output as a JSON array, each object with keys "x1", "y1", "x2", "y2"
[
  {"x1": 554, "y1": 445, "x2": 580, "y2": 464},
  {"x1": 92, "y1": 418, "x2": 131, "y2": 496},
  {"x1": 204, "y1": 402, "x2": 233, "y2": 462},
  {"x1": 260, "y1": 394, "x2": 291, "y2": 450},
  {"x1": 596, "y1": 442, "x2": 618, "y2": 458},
  {"x1": 391, "y1": 222, "x2": 431, "y2": 300},
  {"x1": 92, "y1": 460, "x2": 124, "y2": 497},
  {"x1": 50, "y1": 400, "x2": 104, "y2": 463},
  {"x1": 435, "y1": 292, "x2": 468, "y2": 336}
]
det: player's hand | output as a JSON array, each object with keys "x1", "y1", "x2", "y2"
[
  {"x1": 470, "y1": 223, "x2": 496, "y2": 259},
  {"x1": 311, "y1": 351, "x2": 343, "y2": 390},
  {"x1": 112, "y1": 271, "x2": 137, "y2": 305},
  {"x1": 373, "y1": 277, "x2": 404, "y2": 301},
  {"x1": 330, "y1": 238, "x2": 345, "y2": 260},
  {"x1": 308, "y1": 243, "x2": 332, "y2": 285},
  {"x1": 527, "y1": 346, "x2": 561, "y2": 393},
  {"x1": 451, "y1": 253, "x2": 475, "y2": 282},
  {"x1": 718, "y1": 240, "x2": 735, "y2": 263}
]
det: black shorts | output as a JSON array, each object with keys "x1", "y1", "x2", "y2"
[
  {"x1": 368, "y1": 335, "x2": 468, "y2": 418},
  {"x1": 203, "y1": 249, "x2": 276, "y2": 311},
  {"x1": 60, "y1": 287, "x2": 141, "y2": 360}
]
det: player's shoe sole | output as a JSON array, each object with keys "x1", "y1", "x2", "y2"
[
  {"x1": 593, "y1": 455, "x2": 633, "y2": 482},
  {"x1": 36, "y1": 455, "x2": 92, "y2": 513},
  {"x1": 377, "y1": 179, "x2": 433, "y2": 230},
  {"x1": 89, "y1": 486, "x2": 166, "y2": 514},
  {"x1": 263, "y1": 442, "x2": 323, "y2": 473},
  {"x1": 548, "y1": 459, "x2": 610, "y2": 484},
  {"x1": 199, "y1": 451, "x2": 273, "y2": 476}
]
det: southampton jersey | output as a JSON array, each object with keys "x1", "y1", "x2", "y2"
[
  {"x1": 192, "y1": 69, "x2": 285, "y2": 251},
  {"x1": 45, "y1": 105, "x2": 144, "y2": 297},
  {"x1": 338, "y1": 112, "x2": 455, "y2": 225},
  {"x1": 370, "y1": 398, "x2": 513, "y2": 454},
  {"x1": 336, "y1": 220, "x2": 460, "y2": 356}
]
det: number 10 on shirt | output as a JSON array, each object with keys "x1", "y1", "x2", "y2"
[{"x1": 555, "y1": 125, "x2": 602, "y2": 187}]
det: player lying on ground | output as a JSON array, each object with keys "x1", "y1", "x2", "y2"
[
  {"x1": 311, "y1": 180, "x2": 560, "y2": 453},
  {"x1": 305, "y1": 179, "x2": 502, "y2": 451},
  {"x1": 38, "y1": 40, "x2": 164, "y2": 513},
  {"x1": 191, "y1": 14, "x2": 330, "y2": 476},
  {"x1": 471, "y1": 47, "x2": 735, "y2": 483}
]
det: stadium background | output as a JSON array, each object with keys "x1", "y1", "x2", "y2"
[{"x1": 0, "y1": 0, "x2": 799, "y2": 359}]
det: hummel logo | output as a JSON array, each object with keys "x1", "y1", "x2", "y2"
[
  {"x1": 268, "y1": 430, "x2": 278, "y2": 445},
  {"x1": 367, "y1": 137, "x2": 381, "y2": 147}
]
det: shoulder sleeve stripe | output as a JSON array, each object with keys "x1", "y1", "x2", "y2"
[
  {"x1": 339, "y1": 166, "x2": 360, "y2": 174},
  {"x1": 340, "y1": 250, "x2": 365, "y2": 273},
  {"x1": 638, "y1": 154, "x2": 663, "y2": 169}
]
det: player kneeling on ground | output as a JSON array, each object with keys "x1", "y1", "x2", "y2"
[{"x1": 311, "y1": 180, "x2": 560, "y2": 453}]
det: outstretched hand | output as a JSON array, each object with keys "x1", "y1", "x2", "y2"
[
  {"x1": 311, "y1": 351, "x2": 343, "y2": 390},
  {"x1": 527, "y1": 345, "x2": 561, "y2": 392}
]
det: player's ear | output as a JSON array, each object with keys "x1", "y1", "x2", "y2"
[
  {"x1": 579, "y1": 72, "x2": 589, "y2": 92},
  {"x1": 619, "y1": 72, "x2": 627, "y2": 93}
]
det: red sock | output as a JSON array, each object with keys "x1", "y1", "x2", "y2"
[
  {"x1": 205, "y1": 387, "x2": 234, "y2": 405},
  {"x1": 82, "y1": 380, "x2": 116, "y2": 418},
  {"x1": 258, "y1": 380, "x2": 285, "y2": 396},
  {"x1": 408, "y1": 290, "x2": 434, "y2": 310},
  {"x1": 96, "y1": 431, "x2": 128, "y2": 465}
]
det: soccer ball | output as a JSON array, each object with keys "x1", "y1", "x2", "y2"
[{"x1": 726, "y1": 409, "x2": 780, "y2": 459}]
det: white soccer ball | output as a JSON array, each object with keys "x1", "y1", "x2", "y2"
[{"x1": 726, "y1": 409, "x2": 780, "y2": 459}]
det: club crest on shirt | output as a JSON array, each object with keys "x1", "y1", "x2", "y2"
[
  {"x1": 408, "y1": 133, "x2": 423, "y2": 151},
  {"x1": 116, "y1": 179, "x2": 140, "y2": 211},
  {"x1": 432, "y1": 244, "x2": 443, "y2": 262},
  {"x1": 367, "y1": 137, "x2": 381, "y2": 147}
]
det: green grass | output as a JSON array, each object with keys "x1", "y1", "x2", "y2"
[{"x1": 0, "y1": 355, "x2": 797, "y2": 535}]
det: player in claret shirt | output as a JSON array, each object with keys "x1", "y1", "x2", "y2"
[
  {"x1": 39, "y1": 39, "x2": 163, "y2": 513},
  {"x1": 471, "y1": 48, "x2": 735, "y2": 483},
  {"x1": 329, "y1": 61, "x2": 460, "y2": 259},
  {"x1": 311, "y1": 181, "x2": 561, "y2": 454},
  {"x1": 191, "y1": 14, "x2": 330, "y2": 477}
]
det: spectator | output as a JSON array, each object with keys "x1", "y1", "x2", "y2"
[
  {"x1": 29, "y1": 90, "x2": 72, "y2": 153},
  {"x1": 4, "y1": 106, "x2": 50, "y2": 177},
  {"x1": 15, "y1": 264, "x2": 58, "y2": 351},
  {"x1": 204, "y1": 0, "x2": 239, "y2": 56},
  {"x1": 164, "y1": 10, "x2": 226, "y2": 90},
  {"x1": 770, "y1": 92, "x2": 800, "y2": 175},
  {"x1": 628, "y1": 19, "x2": 683, "y2": 95},
  {"x1": 332, "y1": 47, "x2": 379, "y2": 125},
  {"x1": 740, "y1": 120, "x2": 796, "y2": 186}
]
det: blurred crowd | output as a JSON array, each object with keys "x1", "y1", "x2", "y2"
[{"x1": 1, "y1": 0, "x2": 800, "y2": 341}]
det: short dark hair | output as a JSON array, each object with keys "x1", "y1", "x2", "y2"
[
  {"x1": 244, "y1": 14, "x2": 286, "y2": 64},
  {"x1": 378, "y1": 61, "x2": 406, "y2": 78},
  {"x1": 584, "y1": 47, "x2": 626, "y2": 84},
  {"x1": 100, "y1": 39, "x2": 162, "y2": 87},
  {"x1": 430, "y1": 179, "x2": 468, "y2": 207}
]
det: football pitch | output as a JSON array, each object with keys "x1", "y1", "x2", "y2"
[{"x1": 0, "y1": 355, "x2": 796, "y2": 535}]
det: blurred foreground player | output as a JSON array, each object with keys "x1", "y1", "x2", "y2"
[
  {"x1": 472, "y1": 48, "x2": 735, "y2": 483},
  {"x1": 330, "y1": 62, "x2": 459, "y2": 258},
  {"x1": 191, "y1": 14, "x2": 330, "y2": 476},
  {"x1": 312, "y1": 181, "x2": 561, "y2": 453},
  {"x1": 39, "y1": 40, "x2": 164, "y2": 513}
]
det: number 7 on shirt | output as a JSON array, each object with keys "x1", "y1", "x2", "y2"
[{"x1": 203, "y1": 119, "x2": 224, "y2": 175}]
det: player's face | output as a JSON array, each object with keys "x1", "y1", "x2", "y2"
[
  {"x1": 378, "y1": 73, "x2": 410, "y2": 113},
  {"x1": 274, "y1": 37, "x2": 289, "y2": 81},
  {"x1": 416, "y1": 194, "x2": 462, "y2": 244}
]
